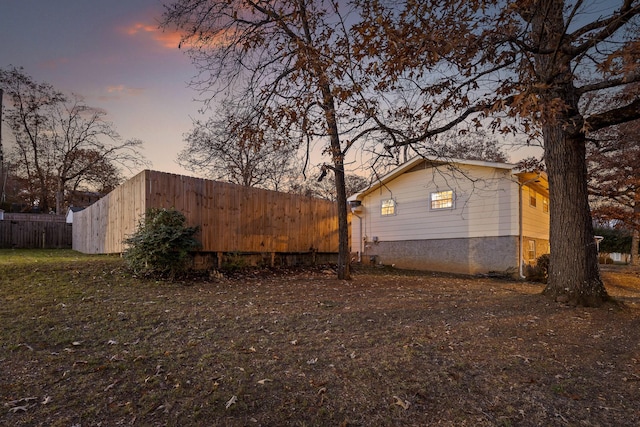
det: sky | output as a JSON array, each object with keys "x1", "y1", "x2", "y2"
[
  {"x1": 1, "y1": 0, "x2": 201, "y2": 177},
  {"x1": 0, "y1": 0, "x2": 543, "y2": 182}
]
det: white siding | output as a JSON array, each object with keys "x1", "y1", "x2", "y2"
[{"x1": 357, "y1": 164, "x2": 519, "y2": 244}]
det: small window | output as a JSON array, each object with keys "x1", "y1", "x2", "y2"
[
  {"x1": 528, "y1": 240, "x2": 536, "y2": 261},
  {"x1": 529, "y1": 188, "x2": 537, "y2": 208},
  {"x1": 430, "y1": 190, "x2": 454, "y2": 210},
  {"x1": 542, "y1": 197, "x2": 549, "y2": 213},
  {"x1": 381, "y1": 198, "x2": 396, "y2": 216}
]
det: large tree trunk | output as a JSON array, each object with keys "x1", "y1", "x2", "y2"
[
  {"x1": 632, "y1": 200, "x2": 640, "y2": 266},
  {"x1": 530, "y1": 0, "x2": 608, "y2": 306},
  {"x1": 542, "y1": 125, "x2": 609, "y2": 305},
  {"x1": 320, "y1": 82, "x2": 350, "y2": 280},
  {"x1": 632, "y1": 228, "x2": 640, "y2": 266},
  {"x1": 333, "y1": 161, "x2": 350, "y2": 280}
]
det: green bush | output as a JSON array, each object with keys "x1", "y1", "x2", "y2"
[
  {"x1": 123, "y1": 208, "x2": 200, "y2": 278},
  {"x1": 525, "y1": 253, "x2": 550, "y2": 283}
]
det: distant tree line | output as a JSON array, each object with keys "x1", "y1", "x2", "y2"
[{"x1": 0, "y1": 66, "x2": 147, "y2": 214}]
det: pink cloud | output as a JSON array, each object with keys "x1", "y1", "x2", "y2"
[
  {"x1": 40, "y1": 57, "x2": 70, "y2": 70},
  {"x1": 106, "y1": 85, "x2": 144, "y2": 95},
  {"x1": 123, "y1": 22, "x2": 184, "y2": 50},
  {"x1": 123, "y1": 20, "x2": 233, "y2": 50},
  {"x1": 97, "y1": 85, "x2": 145, "y2": 102}
]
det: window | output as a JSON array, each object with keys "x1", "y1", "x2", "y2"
[
  {"x1": 381, "y1": 198, "x2": 396, "y2": 216},
  {"x1": 529, "y1": 188, "x2": 537, "y2": 207},
  {"x1": 542, "y1": 196, "x2": 549, "y2": 213},
  {"x1": 430, "y1": 190, "x2": 454, "y2": 210},
  {"x1": 528, "y1": 240, "x2": 536, "y2": 261}
]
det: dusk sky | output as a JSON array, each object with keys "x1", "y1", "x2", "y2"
[
  {"x1": 1, "y1": 0, "x2": 202, "y2": 176},
  {"x1": 1, "y1": 1, "x2": 542, "y2": 182}
]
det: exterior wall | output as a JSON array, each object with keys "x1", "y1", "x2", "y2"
[
  {"x1": 520, "y1": 184, "x2": 550, "y2": 265},
  {"x1": 364, "y1": 236, "x2": 519, "y2": 275},
  {"x1": 351, "y1": 161, "x2": 555, "y2": 275},
  {"x1": 522, "y1": 236, "x2": 550, "y2": 265},
  {"x1": 521, "y1": 186, "x2": 550, "y2": 240},
  {"x1": 358, "y1": 164, "x2": 518, "y2": 242}
]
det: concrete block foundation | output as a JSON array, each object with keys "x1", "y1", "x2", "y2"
[{"x1": 361, "y1": 236, "x2": 520, "y2": 275}]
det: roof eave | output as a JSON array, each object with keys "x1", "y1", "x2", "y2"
[{"x1": 350, "y1": 155, "x2": 517, "y2": 201}]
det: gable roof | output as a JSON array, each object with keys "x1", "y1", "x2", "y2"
[{"x1": 349, "y1": 156, "x2": 516, "y2": 201}]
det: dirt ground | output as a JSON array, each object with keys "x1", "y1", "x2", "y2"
[{"x1": 1, "y1": 251, "x2": 640, "y2": 426}]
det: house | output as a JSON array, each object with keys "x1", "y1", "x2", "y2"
[
  {"x1": 348, "y1": 156, "x2": 550, "y2": 276},
  {"x1": 65, "y1": 206, "x2": 85, "y2": 224}
]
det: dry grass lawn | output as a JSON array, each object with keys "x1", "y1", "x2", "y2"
[{"x1": 1, "y1": 250, "x2": 640, "y2": 426}]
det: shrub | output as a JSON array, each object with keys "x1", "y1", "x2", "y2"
[
  {"x1": 123, "y1": 208, "x2": 200, "y2": 278},
  {"x1": 525, "y1": 253, "x2": 550, "y2": 283}
]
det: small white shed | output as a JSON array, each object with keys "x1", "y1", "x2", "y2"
[{"x1": 66, "y1": 207, "x2": 84, "y2": 224}]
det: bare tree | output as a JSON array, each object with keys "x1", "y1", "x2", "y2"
[
  {"x1": 163, "y1": 0, "x2": 371, "y2": 279},
  {"x1": 178, "y1": 101, "x2": 300, "y2": 191},
  {"x1": 0, "y1": 67, "x2": 147, "y2": 213},
  {"x1": 290, "y1": 168, "x2": 369, "y2": 201}
]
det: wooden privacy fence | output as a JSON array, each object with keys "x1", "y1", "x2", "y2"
[
  {"x1": 73, "y1": 170, "x2": 343, "y2": 260},
  {"x1": 0, "y1": 219, "x2": 72, "y2": 249}
]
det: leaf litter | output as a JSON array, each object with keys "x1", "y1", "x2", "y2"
[{"x1": 1, "y1": 252, "x2": 640, "y2": 426}]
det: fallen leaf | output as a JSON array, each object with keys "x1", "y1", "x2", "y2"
[
  {"x1": 225, "y1": 395, "x2": 237, "y2": 409},
  {"x1": 257, "y1": 378, "x2": 273, "y2": 385},
  {"x1": 41, "y1": 396, "x2": 53, "y2": 405},
  {"x1": 393, "y1": 396, "x2": 410, "y2": 410},
  {"x1": 5, "y1": 396, "x2": 38, "y2": 407}
]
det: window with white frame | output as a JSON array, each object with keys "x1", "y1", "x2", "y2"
[
  {"x1": 430, "y1": 190, "x2": 454, "y2": 210},
  {"x1": 528, "y1": 240, "x2": 536, "y2": 261},
  {"x1": 381, "y1": 198, "x2": 396, "y2": 216},
  {"x1": 529, "y1": 188, "x2": 537, "y2": 207}
]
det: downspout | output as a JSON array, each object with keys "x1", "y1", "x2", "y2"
[
  {"x1": 352, "y1": 212, "x2": 362, "y2": 263},
  {"x1": 519, "y1": 183, "x2": 525, "y2": 279},
  {"x1": 348, "y1": 197, "x2": 364, "y2": 263}
]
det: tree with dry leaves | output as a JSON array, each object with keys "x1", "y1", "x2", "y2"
[
  {"x1": 0, "y1": 67, "x2": 147, "y2": 214},
  {"x1": 354, "y1": 0, "x2": 640, "y2": 306},
  {"x1": 588, "y1": 119, "x2": 640, "y2": 265},
  {"x1": 162, "y1": 0, "x2": 372, "y2": 280}
]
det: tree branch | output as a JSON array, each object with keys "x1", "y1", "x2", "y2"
[{"x1": 585, "y1": 98, "x2": 640, "y2": 132}]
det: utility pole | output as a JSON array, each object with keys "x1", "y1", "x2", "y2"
[{"x1": 0, "y1": 88, "x2": 6, "y2": 205}]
